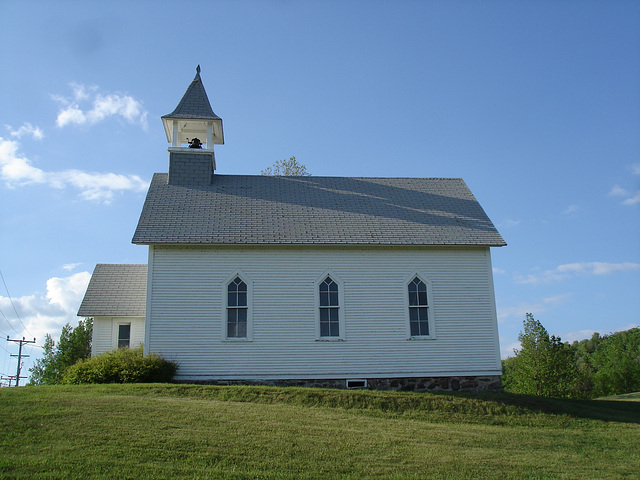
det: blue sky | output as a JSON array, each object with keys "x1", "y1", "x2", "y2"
[{"x1": 1, "y1": 1, "x2": 638, "y2": 382}]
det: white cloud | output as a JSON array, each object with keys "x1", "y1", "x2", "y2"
[
  {"x1": 6, "y1": 123, "x2": 44, "y2": 140},
  {"x1": 53, "y1": 83, "x2": 148, "y2": 130},
  {"x1": 622, "y1": 191, "x2": 640, "y2": 205},
  {"x1": 609, "y1": 185, "x2": 628, "y2": 197},
  {"x1": 493, "y1": 267, "x2": 506, "y2": 275},
  {"x1": 0, "y1": 272, "x2": 91, "y2": 347},
  {"x1": 631, "y1": 164, "x2": 640, "y2": 175},
  {"x1": 62, "y1": 263, "x2": 82, "y2": 271},
  {"x1": 609, "y1": 184, "x2": 640, "y2": 205},
  {"x1": 0, "y1": 135, "x2": 149, "y2": 203},
  {"x1": 515, "y1": 262, "x2": 640, "y2": 285},
  {"x1": 563, "y1": 204, "x2": 579, "y2": 215}
]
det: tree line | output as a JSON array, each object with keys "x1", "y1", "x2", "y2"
[{"x1": 502, "y1": 313, "x2": 640, "y2": 399}]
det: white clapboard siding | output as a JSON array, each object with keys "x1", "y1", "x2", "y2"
[
  {"x1": 91, "y1": 316, "x2": 145, "y2": 356},
  {"x1": 146, "y1": 245, "x2": 501, "y2": 380},
  {"x1": 91, "y1": 317, "x2": 113, "y2": 356}
]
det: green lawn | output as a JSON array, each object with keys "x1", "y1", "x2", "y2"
[{"x1": 1, "y1": 384, "x2": 638, "y2": 479}]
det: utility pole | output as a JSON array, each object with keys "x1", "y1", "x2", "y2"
[{"x1": 7, "y1": 336, "x2": 36, "y2": 387}]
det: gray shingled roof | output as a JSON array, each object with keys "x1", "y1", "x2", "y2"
[
  {"x1": 77, "y1": 264, "x2": 147, "y2": 317},
  {"x1": 161, "y1": 67, "x2": 221, "y2": 120},
  {"x1": 132, "y1": 174, "x2": 506, "y2": 246}
]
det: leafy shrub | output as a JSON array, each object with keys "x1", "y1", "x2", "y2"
[{"x1": 62, "y1": 347, "x2": 177, "y2": 384}]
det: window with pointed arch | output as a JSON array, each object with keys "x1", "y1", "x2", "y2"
[
  {"x1": 407, "y1": 276, "x2": 433, "y2": 338},
  {"x1": 227, "y1": 276, "x2": 248, "y2": 338},
  {"x1": 318, "y1": 275, "x2": 344, "y2": 339}
]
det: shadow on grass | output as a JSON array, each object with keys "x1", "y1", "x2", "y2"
[
  {"x1": 76, "y1": 383, "x2": 640, "y2": 426},
  {"x1": 467, "y1": 391, "x2": 640, "y2": 425}
]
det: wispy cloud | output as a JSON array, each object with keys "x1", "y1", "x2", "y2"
[
  {"x1": 497, "y1": 294, "x2": 572, "y2": 323},
  {"x1": 608, "y1": 165, "x2": 640, "y2": 205},
  {"x1": 62, "y1": 263, "x2": 82, "y2": 272},
  {"x1": 0, "y1": 134, "x2": 149, "y2": 204},
  {"x1": 5, "y1": 123, "x2": 44, "y2": 140},
  {"x1": 609, "y1": 185, "x2": 640, "y2": 205},
  {"x1": 0, "y1": 271, "x2": 91, "y2": 347},
  {"x1": 498, "y1": 219, "x2": 521, "y2": 228},
  {"x1": 53, "y1": 83, "x2": 148, "y2": 130},
  {"x1": 563, "y1": 204, "x2": 579, "y2": 215},
  {"x1": 516, "y1": 262, "x2": 640, "y2": 285}
]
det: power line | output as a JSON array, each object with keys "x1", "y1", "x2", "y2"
[
  {"x1": 0, "y1": 269, "x2": 35, "y2": 338},
  {"x1": 0, "y1": 305, "x2": 21, "y2": 336}
]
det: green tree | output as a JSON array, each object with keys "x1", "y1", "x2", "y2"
[
  {"x1": 29, "y1": 318, "x2": 93, "y2": 385},
  {"x1": 261, "y1": 156, "x2": 310, "y2": 176},
  {"x1": 502, "y1": 313, "x2": 580, "y2": 398},
  {"x1": 590, "y1": 327, "x2": 640, "y2": 397}
]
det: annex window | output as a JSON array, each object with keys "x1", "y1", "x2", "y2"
[
  {"x1": 319, "y1": 275, "x2": 340, "y2": 338},
  {"x1": 408, "y1": 276, "x2": 430, "y2": 337},
  {"x1": 227, "y1": 276, "x2": 248, "y2": 338},
  {"x1": 117, "y1": 323, "x2": 131, "y2": 348}
]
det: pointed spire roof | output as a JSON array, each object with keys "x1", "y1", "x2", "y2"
[{"x1": 162, "y1": 65, "x2": 221, "y2": 121}]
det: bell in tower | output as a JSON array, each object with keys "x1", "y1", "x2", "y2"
[
  {"x1": 161, "y1": 65, "x2": 224, "y2": 150},
  {"x1": 162, "y1": 66, "x2": 223, "y2": 186}
]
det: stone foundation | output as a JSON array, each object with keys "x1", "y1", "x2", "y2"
[{"x1": 178, "y1": 375, "x2": 502, "y2": 393}]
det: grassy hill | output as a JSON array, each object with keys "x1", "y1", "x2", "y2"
[{"x1": 1, "y1": 384, "x2": 638, "y2": 479}]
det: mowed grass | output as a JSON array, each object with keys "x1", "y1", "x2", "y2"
[{"x1": 1, "y1": 385, "x2": 638, "y2": 479}]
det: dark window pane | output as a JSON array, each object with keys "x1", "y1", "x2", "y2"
[
  {"x1": 320, "y1": 322, "x2": 330, "y2": 337},
  {"x1": 409, "y1": 290, "x2": 418, "y2": 306},
  {"x1": 320, "y1": 308, "x2": 329, "y2": 322},
  {"x1": 420, "y1": 321, "x2": 429, "y2": 336},
  {"x1": 409, "y1": 308, "x2": 418, "y2": 322},
  {"x1": 228, "y1": 292, "x2": 237, "y2": 307},
  {"x1": 329, "y1": 322, "x2": 339, "y2": 337},
  {"x1": 228, "y1": 281, "x2": 237, "y2": 293},
  {"x1": 320, "y1": 291, "x2": 329, "y2": 307},
  {"x1": 418, "y1": 289, "x2": 428, "y2": 306},
  {"x1": 237, "y1": 292, "x2": 247, "y2": 307},
  {"x1": 118, "y1": 324, "x2": 130, "y2": 339},
  {"x1": 237, "y1": 308, "x2": 247, "y2": 323},
  {"x1": 329, "y1": 290, "x2": 338, "y2": 306},
  {"x1": 227, "y1": 321, "x2": 237, "y2": 338},
  {"x1": 410, "y1": 322, "x2": 420, "y2": 337},
  {"x1": 118, "y1": 324, "x2": 130, "y2": 348},
  {"x1": 418, "y1": 307, "x2": 428, "y2": 321},
  {"x1": 237, "y1": 280, "x2": 247, "y2": 292},
  {"x1": 329, "y1": 308, "x2": 339, "y2": 322},
  {"x1": 228, "y1": 309, "x2": 237, "y2": 322}
]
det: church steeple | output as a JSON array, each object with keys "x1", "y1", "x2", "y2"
[
  {"x1": 161, "y1": 65, "x2": 224, "y2": 150},
  {"x1": 163, "y1": 66, "x2": 223, "y2": 186}
]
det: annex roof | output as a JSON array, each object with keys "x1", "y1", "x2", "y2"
[
  {"x1": 77, "y1": 264, "x2": 147, "y2": 317},
  {"x1": 161, "y1": 66, "x2": 221, "y2": 121},
  {"x1": 132, "y1": 174, "x2": 506, "y2": 247}
]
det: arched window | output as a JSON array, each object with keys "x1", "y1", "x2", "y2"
[
  {"x1": 408, "y1": 276, "x2": 430, "y2": 337},
  {"x1": 227, "y1": 276, "x2": 248, "y2": 338},
  {"x1": 319, "y1": 275, "x2": 340, "y2": 338}
]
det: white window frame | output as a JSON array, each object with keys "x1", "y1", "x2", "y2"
[
  {"x1": 222, "y1": 271, "x2": 253, "y2": 341},
  {"x1": 314, "y1": 271, "x2": 345, "y2": 341},
  {"x1": 404, "y1": 272, "x2": 436, "y2": 340},
  {"x1": 117, "y1": 322, "x2": 131, "y2": 349}
]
